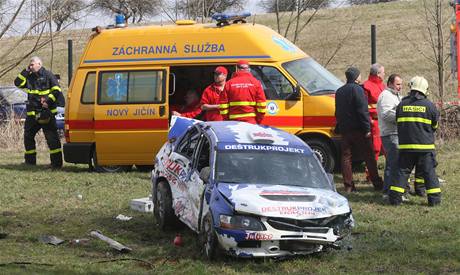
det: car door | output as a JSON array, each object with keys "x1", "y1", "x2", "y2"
[
  {"x1": 185, "y1": 135, "x2": 211, "y2": 231},
  {"x1": 251, "y1": 65, "x2": 303, "y2": 134},
  {"x1": 94, "y1": 67, "x2": 169, "y2": 165},
  {"x1": 166, "y1": 126, "x2": 201, "y2": 230}
]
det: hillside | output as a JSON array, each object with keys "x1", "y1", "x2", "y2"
[{"x1": 0, "y1": 0, "x2": 456, "y2": 101}]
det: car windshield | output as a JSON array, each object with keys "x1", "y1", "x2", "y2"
[
  {"x1": 282, "y1": 58, "x2": 343, "y2": 95},
  {"x1": 216, "y1": 151, "x2": 332, "y2": 190}
]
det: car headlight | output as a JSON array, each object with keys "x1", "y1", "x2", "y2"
[{"x1": 219, "y1": 215, "x2": 265, "y2": 231}]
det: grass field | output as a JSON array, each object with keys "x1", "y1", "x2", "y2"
[{"x1": 0, "y1": 140, "x2": 459, "y2": 274}]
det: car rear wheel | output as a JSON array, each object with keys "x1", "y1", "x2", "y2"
[
  {"x1": 200, "y1": 213, "x2": 218, "y2": 261},
  {"x1": 154, "y1": 181, "x2": 177, "y2": 231},
  {"x1": 303, "y1": 137, "x2": 335, "y2": 173},
  {"x1": 91, "y1": 148, "x2": 132, "y2": 173}
]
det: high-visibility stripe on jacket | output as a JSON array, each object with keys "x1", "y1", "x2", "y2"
[
  {"x1": 396, "y1": 93, "x2": 439, "y2": 152},
  {"x1": 219, "y1": 71, "x2": 266, "y2": 124},
  {"x1": 14, "y1": 67, "x2": 62, "y2": 115}
]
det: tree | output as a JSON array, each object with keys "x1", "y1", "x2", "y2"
[
  {"x1": 0, "y1": 0, "x2": 88, "y2": 80},
  {"x1": 259, "y1": 0, "x2": 330, "y2": 43},
  {"x1": 348, "y1": 0, "x2": 398, "y2": 5},
  {"x1": 261, "y1": 0, "x2": 331, "y2": 12},
  {"x1": 52, "y1": 0, "x2": 86, "y2": 31},
  {"x1": 93, "y1": 0, "x2": 160, "y2": 24},
  {"x1": 177, "y1": 0, "x2": 245, "y2": 20}
]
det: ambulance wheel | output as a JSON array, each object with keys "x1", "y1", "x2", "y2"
[
  {"x1": 200, "y1": 213, "x2": 218, "y2": 261},
  {"x1": 154, "y1": 181, "x2": 177, "y2": 231},
  {"x1": 91, "y1": 149, "x2": 132, "y2": 173},
  {"x1": 303, "y1": 137, "x2": 335, "y2": 173}
]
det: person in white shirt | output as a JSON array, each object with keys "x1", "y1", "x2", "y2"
[{"x1": 377, "y1": 74, "x2": 402, "y2": 197}]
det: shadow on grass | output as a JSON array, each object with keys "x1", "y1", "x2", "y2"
[{"x1": 0, "y1": 163, "x2": 89, "y2": 173}]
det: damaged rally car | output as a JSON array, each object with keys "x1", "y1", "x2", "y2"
[{"x1": 151, "y1": 117, "x2": 354, "y2": 259}]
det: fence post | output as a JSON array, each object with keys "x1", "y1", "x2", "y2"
[
  {"x1": 371, "y1": 24, "x2": 376, "y2": 64},
  {"x1": 67, "y1": 39, "x2": 73, "y2": 87}
]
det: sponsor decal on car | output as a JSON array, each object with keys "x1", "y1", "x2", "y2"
[
  {"x1": 261, "y1": 206, "x2": 327, "y2": 216},
  {"x1": 245, "y1": 232, "x2": 273, "y2": 241}
]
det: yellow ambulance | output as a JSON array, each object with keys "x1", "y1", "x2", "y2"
[{"x1": 63, "y1": 14, "x2": 343, "y2": 172}]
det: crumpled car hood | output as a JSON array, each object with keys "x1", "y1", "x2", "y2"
[{"x1": 218, "y1": 183, "x2": 350, "y2": 219}]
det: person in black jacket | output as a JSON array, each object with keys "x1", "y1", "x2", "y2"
[
  {"x1": 389, "y1": 76, "x2": 441, "y2": 206},
  {"x1": 14, "y1": 56, "x2": 63, "y2": 168},
  {"x1": 335, "y1": 67, "x2": 383, "y2": 193}
]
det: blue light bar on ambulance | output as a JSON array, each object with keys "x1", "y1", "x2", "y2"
[{"x1": 212, "y1": 12, "x2": 251, "y2": 25}]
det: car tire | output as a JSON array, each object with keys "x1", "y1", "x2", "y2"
[
  {"x1": 303, "y1": 137, "x2": 335, "y2": 173},
  {"x1": 91, "y1": 148, "x2": 132, "y2": 173},
  {"x1": 154, "y1": 181, "x2": 177, "y2": 231},
  {"x1": 200, "y1": 213, "x2": 219, "y2": 261}
]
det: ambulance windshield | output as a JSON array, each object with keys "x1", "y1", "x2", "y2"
[
  {"x1": 216, "y1": 151, "x2": 332, "y2": 190},
  {"x1": 282, "y1": 58, "x2": 343, "y2": 95}
]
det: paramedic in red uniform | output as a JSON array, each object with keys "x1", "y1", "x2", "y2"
[
  {"x1": 171, "y1": 89, "x2": 202, "y2": 119},
  {"x1": 219, "y1": 60, "x2": 266, "y2": 124},
  {"x1": 200, "y1": 66, "x2": 227, "y2": 121},
  {"x1": 363, "y1": 63, "x2": 386, "y2": 161}
]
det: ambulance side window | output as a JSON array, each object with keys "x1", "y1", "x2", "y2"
[
  {"x1": 98, "y1": 70, "x2": 164, "y2": 104},
  {"x1": 176, "y1": 127, "x2": 201, "y2": 160},
  {"x1": 251, "y1": 66, "x2": 294, "y2": 100},
  {"x1": 81, "y1": 72, "x2": 96, "y2": 104}
]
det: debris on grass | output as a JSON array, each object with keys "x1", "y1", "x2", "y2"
[
  {"x1": 69, "y1": 238, "x2": 90, "y2": 245},
  {"x1": 38, "y1": 235, "x2": 65, "y2": 245},
  {"x1": 130, "y1": 197, "x2": 153, "y2": 213},
  {"x1": 90, "y1": 230, "x2": 132, "y2": 252},
  {"x1": 115, "y1": 214, "x2": 132, "y2": 221}
]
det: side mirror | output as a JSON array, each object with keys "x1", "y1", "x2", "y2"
[
  {"x1": 285, "y1": 84, "x2": 301, "y2": 101},
  {"x1": 199, "y1": 166, "x2": 211, "y2": 184}
]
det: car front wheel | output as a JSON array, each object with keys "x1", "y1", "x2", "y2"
[
  {"x1": 200, "y1": 213, "x2": 218, "y2": 260},
  {"x1": 154, "y1": 181, "x2": 177, "y2": 231}
]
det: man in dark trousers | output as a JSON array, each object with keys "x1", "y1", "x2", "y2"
[
  {"x1": 389, "y1": 76, "x2": 441, "y2": 206},
  {"x1": 335, "y1": 67, "x2": 383, "y2": 193},
  {"x1": 14, "y1": 56, "x2": 63, "y2": 168}
]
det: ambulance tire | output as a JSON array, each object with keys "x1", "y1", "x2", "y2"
[
  {"x1": 303, "y1": 137, "x2": 335, "y2": 173},
  {"x1": 154, "y1": 181, "x2": 177, "y2": 231},
  {"x1": 200, "y1": 213, "x2": 219, "y2": 261},
  {"x1": 91, "y1": 148, "x2": 132, "y2": 173}
]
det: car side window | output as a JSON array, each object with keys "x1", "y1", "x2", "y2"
[
  {"x1": 81, "y1": 72, "x2": 96, "y2": 104},
  {"x1": 98, "y1": 70, "x2": 165, "y2": 104},
  {"x1": 194, "y1": 137, "x2": 210, "y2": 172},
  {"x1": 176, "y1": 127, "x2": 201, "y2": 159},
  {"x1": 250, "y1": 66, "x2": 294, "y2": 100}
]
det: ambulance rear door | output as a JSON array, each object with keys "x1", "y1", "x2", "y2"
[{"x1": 94, "y1": 66, "x2": 169, "y2": 165}]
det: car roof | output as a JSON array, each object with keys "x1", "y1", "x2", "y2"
[{"x1": 204, "y1": 121, "x2": 311, "y2": 152}]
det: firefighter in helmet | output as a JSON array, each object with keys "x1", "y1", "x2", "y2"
[{"x1": 389, "y1": 76, "x2": 441, "y2": 206}]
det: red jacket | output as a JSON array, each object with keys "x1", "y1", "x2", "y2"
[
  {"x1": 170, "y1": 100, "x2": 202, "y2": 119},
  {"x1": 219, "y1": 71, "x2": 266, "y2": 124},
  {"x1": 200, "y1": 83, "x2": 223, "y2": 121},
  {"x1": 363, "y1": 75, "x2": 385, "y2": 119}
]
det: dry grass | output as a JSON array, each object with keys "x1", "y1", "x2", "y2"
[{"x1": 0, "y1": 119, "x2": 51, "y2": 152}]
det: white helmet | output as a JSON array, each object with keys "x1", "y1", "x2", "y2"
[{"x1": 409, "y1": 76, "x2": 429, "y2": 95}]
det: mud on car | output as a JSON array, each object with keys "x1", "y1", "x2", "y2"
[{"x1": 151, "y1": 117, "x2": 354, "y2": 259}]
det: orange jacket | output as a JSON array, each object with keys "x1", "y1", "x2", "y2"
[
  {"x1": 363, "y1": 75, "x2": 385, "y2": 119},
  {"x1": 219, "y1": 71, "x2": 266, "y2": 124}
]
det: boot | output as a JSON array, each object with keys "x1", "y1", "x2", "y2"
[
  {"x1": 372, "y1": 177, "x2": 384, "y2": 191},
  {"x1": 388, "y1": 191, "x2": 402, "y2": 206}
]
